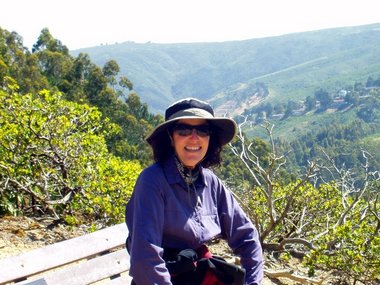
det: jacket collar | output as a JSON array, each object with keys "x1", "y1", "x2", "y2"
[{"x1": 161, "y1": 155, "x2": 207, "y2": 188}]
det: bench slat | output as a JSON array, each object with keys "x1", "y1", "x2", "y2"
[
  {"x1": 20, "y1": 280, "x2": 47, "y2": 285},
  {"x1": 104, "y1": 274, "x2": 133, "y2": 285},
  {"x1": 19, "y1": 249, "x2": 130, "y2": 285},
  {"x1": 0, "y1": 223, "x2": 128, "y2": 284}
]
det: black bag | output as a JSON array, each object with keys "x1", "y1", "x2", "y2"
[
  {"x1": 131, "y1": 247, "x2": 246, "y2": 285},
  {"x1": 165, "y1": 248, "x2": 245, "y2": 285}
]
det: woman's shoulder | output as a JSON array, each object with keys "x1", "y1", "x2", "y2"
[
  {"x1": 202, "y1": 167, "x2": 217, "y2": 177},
  {"x1": 138, "y1": 162, "x2": 165, "y2": 179},
  {"x1": 201, "y1": 167, "x2": 223, "y2": 185}
]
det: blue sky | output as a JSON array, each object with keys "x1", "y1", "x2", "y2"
[{"x1": 2, "y1": 0, "x2": 379, "y2": 50}]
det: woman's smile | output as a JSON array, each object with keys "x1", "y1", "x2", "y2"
[{"x1": 171, "y1": 119, "x2": 210, "y2": 169}]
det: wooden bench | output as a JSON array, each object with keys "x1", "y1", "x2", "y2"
[{"x1": 0, "y1": 223, "x2": 132, "y2": 285}]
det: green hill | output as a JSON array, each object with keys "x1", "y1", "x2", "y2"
[
  {"x1": 72, "y1": 23, "x2": 380, "y2": 114},
  {"x1": 72, "y1": 23, "x2": 380, "y2": 173}
]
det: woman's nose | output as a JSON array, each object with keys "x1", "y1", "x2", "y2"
[{"x1": 189, "y1": 129, "x2": 199, "y2": 138}]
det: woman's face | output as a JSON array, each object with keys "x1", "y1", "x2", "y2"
[{"x1": 171, "y1": 119, "x2": 210, "y2": 169}]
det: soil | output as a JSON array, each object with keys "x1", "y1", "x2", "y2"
[
  {"x1": 0, "y1": 216, "x2": 322, "y2": 284},
  {"x1": 0, "y1": 216, "x2": 88, "y2": 259}
]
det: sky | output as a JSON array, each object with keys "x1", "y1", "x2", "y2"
[{"x1": 1, "y1": 0, "x2": 380, "y2": 50}]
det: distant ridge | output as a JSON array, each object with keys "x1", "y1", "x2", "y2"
[{"x1": 72, "y1": 22, "x2": 380, "y2": 114}]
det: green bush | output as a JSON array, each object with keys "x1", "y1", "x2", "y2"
[
  {"x1": 232, "y1": 125, "x2": 380, "y2": 283},
  {"x1": 0, "y1": 77, "x2": 141, "y2": 225}
]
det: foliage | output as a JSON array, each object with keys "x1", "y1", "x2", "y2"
[
  {"x1": 73, "y1": 23, "x2": 380, "y2": 114},
  {"x1": 281, "y1": 116, "x2": 380, "y2": 177},
  {"x1": 0, "y1": 79, "x2": 141, "y2": 225},
  {"x1": 215, "y1": 134, "x2": 272, "y2": 190},
  {"x1": 1, "y1": 25, "x2": 380, "y2": 283},
  {"x1": 306, "y1": 218, "x2": 380, "y2": 284},
  {"x1": 246, "y1": 82, "x2": 380, "y2": 181},
  {"x1": 232, "y1": 122, "x2": 380, "y2": 284},
  {"x1": 68, "y1": 155, "x2": 141, "y2": 225},
  {"x1": 1, "y1": 26, "x2": 159, "y2": 167}
]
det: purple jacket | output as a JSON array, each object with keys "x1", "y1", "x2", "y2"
[{"x1": 125, "y1": 155, "x2": 263, "y2": 284}]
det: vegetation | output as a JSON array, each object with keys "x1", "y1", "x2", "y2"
[
  {"x1": 232, "y1": 123, "x2": 380, "y2": 284},
  {"x1": 0, "y1": 79, "x2": 141, "y2": 225},
  {"x1": 75, "y1": 22, "x2": 380, "y2": 184},
  {"x1": 0, "y1": 27, "x2": 157, "y2": 224},
  {"x1": 1, "y1": 27, "x2": 161, "y2": 166},
  {"x1": 239, "y1": 79, "x2": 380, "y2": 180},
  {"x1": 1, "y1": 26, "x2": 380, "y2": 283},
  {"x1": 74, "y1": 23, "x2": 380, "y2": 113}
]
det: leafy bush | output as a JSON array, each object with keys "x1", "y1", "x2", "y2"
[
  {"x1": 0, "y1": 77, "x2": 141, "y2": 225},
  {"x1": 231, "y1": 123, "x2": 380, "y2": 284}
]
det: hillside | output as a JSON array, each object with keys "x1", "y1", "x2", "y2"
[
  {"x1": 72, "y1": 23, "x2": 380, "y2": 173},
  {"x1": 1, "y1": 23, "x2": 379, "y2": 285},
  {"x1": 72, "y1": 22, "x2": 380, "y2": 115}
]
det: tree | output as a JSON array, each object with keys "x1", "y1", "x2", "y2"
[
  {"x1": 102, "y1": 60, "x2": 120, "y2": 88},
  {"x1": 0, "y1": 79, "x2": 141, "y2": 224},
  {"x1": 305, "y1": 95, "x2": 316, "y2": 111},
  {"x1": 1, "y1": 27, "x2": 158, "y2": 165},
  {"x1": 85, "y1": 65, "x2": 107, "y2": 105},
  {"x1": 366, "y1": 76, "x2": 375, "y2": 87},
  {"x1": 32, "y1": 28, "x2": 68, "y2": 54},
  {"x1": 305, "y1": 150, "x2": 380, "y2": 284},
  {"x1": 231, "y1": 121, "x2": 380, "y2": 284},
  {"x1": 119, "y1": 76, "x2": 133, "y2": 91},
  {"x1": 0, "y1": 27, "x2": 47, "y2": 93},
  {"x1": 263, "y1": 103, "x2": 273, "y2": 118},
  {"x1": 353, "y1": 81, "x2": 364, "y2": 93},
  {"x1": 273, "y1": 103, "x2": 285, "y2": 115},
  {"x1": 356, "y1": 93, "x2": 380, "y2": 124},
  {"x1": 283, "y1": 100, "x2": 298, "y2": 118},
  {"x1": 64, "y1": 53, "x2": 92, "y2": 101},
  {"x1": 314, "y1": 88, "x2": 332, "y2": 110},
  {"x1": 346, "y1": 91, "x2": 360, "y2": 106},
  {"x1": 36, "y1": 48, "x2": 72, "y2": 87}
]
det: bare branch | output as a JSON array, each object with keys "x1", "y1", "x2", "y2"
[{"x1": 279, "y1": 237, "x2": 317, "y2": 251}]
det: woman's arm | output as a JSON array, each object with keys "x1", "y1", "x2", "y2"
[
  {"x1": 216, "y1": 178, "x2": 264, "y2": 284},
  {"x1": 126, "y1": 168, "x2": 172, "y2": 284}
]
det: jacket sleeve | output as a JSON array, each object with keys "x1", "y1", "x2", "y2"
[
  {"x1": 216, "y1": 178, "x2": 264, "y2": 285},
  {"x1": 125, "y1": 168, "x2": 172, "y2": 285}
]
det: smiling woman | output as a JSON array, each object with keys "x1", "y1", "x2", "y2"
[
  {"x1": 125, "y1": 98, "x2": 264, "y2": 285},
  {"x1": 170, "y1": 119, "x2": 211, "y2": 169}
]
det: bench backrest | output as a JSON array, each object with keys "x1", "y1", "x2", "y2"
[{"x1": 0, "y1": 223, "x2": 131, "y2": 285}]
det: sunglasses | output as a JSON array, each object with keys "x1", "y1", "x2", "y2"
[{"x1": 172, "y1": 123, "x2": 212, "y2": 137}]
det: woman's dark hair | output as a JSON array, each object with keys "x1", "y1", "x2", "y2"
[{"x1": 150, "y1": 123, "x2": 223, "y2": 168}]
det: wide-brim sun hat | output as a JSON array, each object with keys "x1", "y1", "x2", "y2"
[{"x1": 146, "y1": 98, "x2": 237, "y2": 146}]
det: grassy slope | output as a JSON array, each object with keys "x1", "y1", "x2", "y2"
[{"x1": 72, "y1": 23, "x2": 380, "y2": 143}]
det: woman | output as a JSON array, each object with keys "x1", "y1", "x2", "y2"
[{"x1": 125, "y1": 98, "x2": 263, "y2": 284}]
